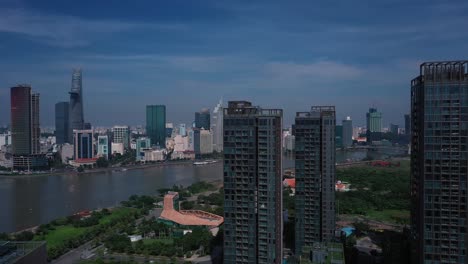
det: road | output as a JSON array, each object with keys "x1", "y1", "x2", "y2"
[
  {"x1": 102, "y1": 253, "x2": 189, "y2": 263},
  {"x1": 52, "y1": 240, "x2": 96, "y2": 264}
]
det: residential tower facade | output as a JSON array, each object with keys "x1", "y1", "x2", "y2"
[
  {"x1": 294, "y1": 106, "x2": 336, "y2": 254},
  {"x1": 411, "y1": 61, "x2": 468, "y2": 264},
  {"x1": 223, "y1": 101, "x2": 283, "y2": 264}
]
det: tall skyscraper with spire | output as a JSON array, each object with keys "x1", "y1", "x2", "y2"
[{"x1": 69, "y1": 69, "x2": 84, "y2": 140}]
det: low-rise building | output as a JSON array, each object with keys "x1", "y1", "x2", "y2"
[
  {"x1": 0, "y1": 132, "x2": 11, "y2": 147},
  {"x1": 0, "y1": 151, "x2": 13, "y2": 168},
  {"x1": 136, "y1": 137, "x2": 151, "y2": 161},
  {"x1": 69, "y1": 158, "x2": 98, "y2": 168},
  {"x1": 97, "y1": 135, "x2": 111, "y2": 160},
  {"x1": 335, "y1": 180, "x2": 351, "y2": 192},
  {"x1": 171, "y1": 150, "x2": 195, "y2": 160},
  {"x1": 143, "y1": 149, "x2": 165, "y2": 162},
  {"x1": 59, "y1": 143, "x2": 74, "y2": 164},
  {"x1": 173, "y1": 135, "x2": 189, "y2": 152},
  {"x1": 299, "y1": 242, "x2": 345, "y2": 264},
  {"x1": 111, "y1": 142, "x2": 124, "y2": 156}
]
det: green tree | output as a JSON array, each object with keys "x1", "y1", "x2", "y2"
[{"x1": 96, "y1": 157, "x2": 109, "y2": 168}]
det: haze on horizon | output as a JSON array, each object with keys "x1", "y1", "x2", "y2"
[{"x1": 1, "y1": 0, "x2": 468, "y2": 127}]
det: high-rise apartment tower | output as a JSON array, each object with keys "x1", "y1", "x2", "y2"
[
  {"x1": 223, "y1": 101, "x2": 283, "y2": 264},
  {"x1": 294, "y1": 106, "x2": 336, "y2": 254},
  {"x1": 411, "y1": 61, "x2": 468, "y2": 263}
]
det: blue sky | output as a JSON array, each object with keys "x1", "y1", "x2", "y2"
[{"x1": 1, "y1": 0, "x2": 468, "y2": 127}]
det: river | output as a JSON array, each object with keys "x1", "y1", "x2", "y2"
[{"x1": 0, "y1": 147, "x2": 406, "y2": 233}]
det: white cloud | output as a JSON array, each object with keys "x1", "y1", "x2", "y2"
[
  {"x1": 0, "y1": 8, "x2": 185, "y2": 48},
  {"x1": 264, "y1": 61, "x2": 364, "y2": 80}
]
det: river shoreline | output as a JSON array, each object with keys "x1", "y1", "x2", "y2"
[
  {"x1": 0, "y1": 159, "x2": 214, "y2": 179},
  {"x1": 9, "y1": 177, "x2": 224, "y2": 235}
]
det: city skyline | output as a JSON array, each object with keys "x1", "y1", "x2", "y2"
[{"x1": 2, "y1": 1, "x2": 468, "y2": 127}]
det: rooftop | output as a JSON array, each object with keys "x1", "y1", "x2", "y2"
[{"x1": 159, "y1": 192, "x2": 224, "y2": 227}]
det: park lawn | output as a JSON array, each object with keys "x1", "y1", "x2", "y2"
[
  {"x1": 142, "y1": 238, "x2": 174, "y2": 245},
  {"x1": 99, "y1": 207, "x2": 137, "y2": 225},
  {"x1": 38, "y1": 225, "x2": 88, "y2": 248},
  {"x1": 35, "y1": 207, "x2": 137, "y2": 250},
  {"x1": 365, "y1": 209, "x2": 410, "y2": 224}
]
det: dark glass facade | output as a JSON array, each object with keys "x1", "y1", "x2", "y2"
[
  {"x1": 69, "y1": 69, "x2": 84, "y2": 141},
  {"x1": 55, "y1": 102, "x2": 70, "y2": 144},
  {"x1": 73, "y1": 130, "x2": 94, "y2": 159},
  {"x1": 342, "y1": 118, "x2": 353, "y2": 148},
  {"x1": 10, "y1": 85, "x2": 43, "y2": 170},
  {"x1": 411, "y1": 61, "x2": 468, "y2": 264},
  {"x1": 31, "y1": 93, "x2": 40, "y2": 154},
  {"x1": 195, "y1": 109, "x2": 210, "y2": 129},
  {"x1": 294, "y1": 106, "x2": 336, "y2": 254},
  {"x1": 11, "y1": 86, "x2": 32, "y2": 155},
  {"x1": 146, "y1": 105, "x2": 166, "y2": 148},
  {"x1": 223, "y1": 101, "x2": 283, "y2": 264}
]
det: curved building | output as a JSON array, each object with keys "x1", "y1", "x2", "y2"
[{"x1": 69, "y1": 69, "x2": 84, "y2": 140}]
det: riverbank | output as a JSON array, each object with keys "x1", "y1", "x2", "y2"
[
  {"x1": 6, "y1": 181, "x2": 224, "y2": 262},
  {"x1": 0, "y1": 159, "x2": 220, "y2": 178}
]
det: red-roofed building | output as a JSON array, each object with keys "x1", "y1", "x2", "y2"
[
  {"x1": 283, "y1": 178, "x2": 296, "y2": 195},
  {"x1": 283, "y1": 178, "x2": 296, "y2": 188},
  {"x1": 335, "y1": 180, "x2": 351, "y2": 192},
  {"x1": 159, "y1": 192, "x2": 224, "y2": 228}
]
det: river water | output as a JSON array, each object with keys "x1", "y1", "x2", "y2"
[{"x1": 0, "y1": 148, "x2": 406, "y2": 233}]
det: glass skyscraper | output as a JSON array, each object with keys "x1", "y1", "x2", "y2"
[
  {"x1": 195, "y1": 108, "x2": 210, "y2": 129},
  {"x1": 55, "y1": 102, "x2": 70, "y2": 144},
  {"x1": 223, "y1": 101, "x2": 283, "y2": 264},
  {"x1": 11, "y1": 85, "x2": 36, "y2": 155},
  {"x1": 69, "y1": 69, "x2": 84, "y2": 141},
  {"x1": 342, "y1": 116, "x2": 353, "y2": 148},
  {"x1": 294, "y1": 106, "x2": 336, "y2": 254},
  {"x1": 366, "y1": 107, "x2": 382, "y2": 132},
  {"x1": 146, "y1": 105, "x2": 166, "y2": 148},
  {"x1": 411, "y1": 61, "x2": 468, "y2": 263},
  {"x1": 10, "y1": 85, "x2": 46, "y2": 170}
]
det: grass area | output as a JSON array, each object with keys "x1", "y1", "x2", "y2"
[
  {"x1": 365, "y1": 209, "x2": 410, "y2": 224},
  {"x1": 99, "y1": 207, "x2": 137, "y2": 225},
  {"x1": 142, "y1": 238, "x2": 174, "y2": 245},
  {"x1": 336, "y1": 161, "x2": 410, "y2": 224},
  {"x1": 37, "y1": 225, "x2": 88, "y2": 248}
]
